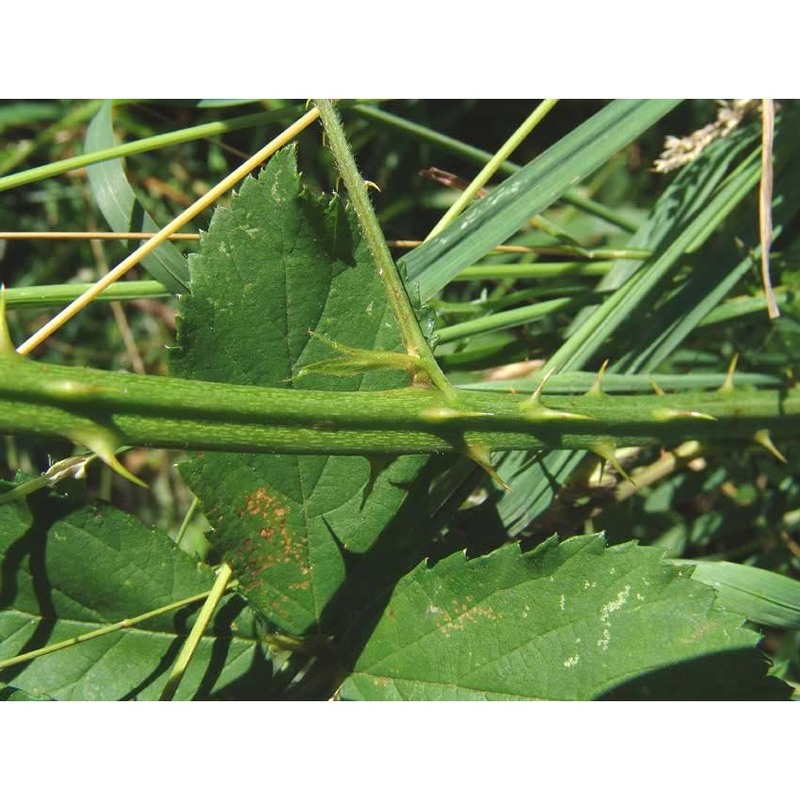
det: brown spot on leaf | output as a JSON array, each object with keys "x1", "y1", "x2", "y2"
[
  {"x1": 437, "y1": 600, "x2": 498, "y2": 638},
  {"x1": 232, "y1": 487, "x2": 310, "y2": 622}
]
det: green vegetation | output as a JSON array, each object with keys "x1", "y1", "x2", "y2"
[{"x1": 1, "y1": 99, "x2": 799, "y2": 700}]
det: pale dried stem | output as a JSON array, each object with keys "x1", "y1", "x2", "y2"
[{"x1": 760, "y1": 99, "x2": 779, "y2": 320}]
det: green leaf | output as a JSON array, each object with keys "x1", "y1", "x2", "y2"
[
  {"x1": 679, "y1": 560, "x2": 800, "y2": 629},
  {"x1": 85, "y1": 101, "x2": 190, "y2": 293},
  {"x1": 0, "y1": 495, "x2": 264, "y2": 701},
  {"x1": 0, "y1": 683, "x2": 52, "y2": 700},
  {"x1": 400, "y1": 100, "x2": 681, "y2": 301},
  {"x1": 172, "y1": 145, "x2": 431, "y2": 636},
  {"x1": 340, "y1": 534, "x2": 785, "y2": 700}
]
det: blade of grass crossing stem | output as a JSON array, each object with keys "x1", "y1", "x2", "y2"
[
  {"x1": 401, "y1": 100, "x2": 681, "y2": 301},
  {"x1": 542, "y1": 144, "x2": 763, "y2": 375},
  {"x1": 0, "y1": 590, "x2": 213, "y2": 671},
  {"x1": 159, "y1": 564, "x2": 233, "y2": 701},
  {"x1": 434, "y1": 296, "x2": 581, "y2": 345},
  {"x1": 350, "y1": 103, "x2": 639, "y2": 233},
  {"x1": 676, "y1": 560, "x2": 800, "y2": 629},
  {"x1": 2, "y1": 280, "x2": 169, "y2": 310},
  {"x1": 426, "y1": 100, "x2": 559, "y2": 240},
  {"x1": 0, "y1": 104, "x2": 306, "y2": 193},
  {"x1": 16, "y1": 106, "x2": 321, "y2": 356},
  {"x1": 85, "y1": 101, "x2": 191, "y2": 293}
]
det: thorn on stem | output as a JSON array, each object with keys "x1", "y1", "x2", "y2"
[
  {"x1": 589, "y1": 438, "x2": 635, "y2": 484},
  {"x1": 753, "y1": 429, "x2": 787, "y2": 464},
  {"x1": 466, "y1": 443, "x2": 510, "y2": 491},
  {"x1": 648, "y1": 375, "x2": 665, "y2": 396},
  {"x1": 720, "y1": 353, "x2": 739, "y2": 393},
  {"x1": 587, "y1": 359, "x2": 610, "y2": 397}
]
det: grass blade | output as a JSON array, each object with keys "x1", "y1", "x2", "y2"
[
  {"x1": 85, "y1": 101, "x2": 191, "y2": 293},
  {"x1": 401, "y1": 100, "x2": 681, "y2": 301},
  {"x1": 678, "y1": 560, "x2": 800, "y2": 629},
  {"x1": 351, "y1": 103, "x2": 639, "y2": 232}
]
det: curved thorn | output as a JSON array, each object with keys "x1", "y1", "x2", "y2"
[
  {"x1": 72, "y1": 431, "x2": 148, "y2": 489},
  {"x1": 466, "y1": 443, "x2": 510, "y2": 491},
  {"x1": 648, "y1": 375, "x2": 665, "y2": 396},
  {"x1": 587, "y1": 359, "x2": 610, "y2": 397},
  {"x1": 720, "y1": 353, "x2": 739, "y2": 393},
  {"x1": 522, "y1": 405, "x2": 592, "y2": 422},
  {"x1": 520, "y1": 368, "x2": 555, "y2": 410},
  {"x1": 753, "y1": 429, "x2": 787, "y2": 464},
  {"x1": 531, "y1": 367, "x2": 556, "y2": 401},
  {"x1": 652, "y1": 408, "x2": 718, "y2": 422},
  {"x1": 589, "y1": 438, "x2": 635, "y2": 484}
]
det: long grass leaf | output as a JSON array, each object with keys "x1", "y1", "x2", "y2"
[
  {"x1": 678, "y1": 560, "x2": 800, "y2": 629},
  {"x1": 351, "y1": 103, "x2": 639, "y2": 232},
  {"x1": 0, "y1": 103, "x2": 301, "y2": 193},
  {"x1": 401, "y1": 100, "x2": 681, "y2": 301},
  {"x1": 85, "y1": 101, "x2": 191, "y2": 293}
]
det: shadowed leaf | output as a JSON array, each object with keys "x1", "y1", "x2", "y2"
[{"x1": 0, "y1": 494, "x2": 263, "y2": 700}]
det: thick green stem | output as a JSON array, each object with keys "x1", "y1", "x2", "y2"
[
  {"x1": 1, "y1": 355, "x2": 797, "y2": 459},
  {"x1": 314, "y1": 99, "x2": 456, "y2": 400}
]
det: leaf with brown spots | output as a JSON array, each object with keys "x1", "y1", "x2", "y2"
[
  {"x1": 172, "y1": 147, "x2": 432, "y2": 634},
  {"x1": 340, "y1": 534, "x2": 789, "y2": 700}
]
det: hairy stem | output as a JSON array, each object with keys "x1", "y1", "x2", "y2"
[{"x1": 314, "y1": 99, "x2": 456, "y2": 400}]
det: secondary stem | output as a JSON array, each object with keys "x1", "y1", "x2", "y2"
[{"x1": 314, "y1": 99, "x2": 457, "y2": 401}]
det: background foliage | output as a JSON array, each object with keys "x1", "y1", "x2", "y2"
[{"x1": 2, "y1": 99, "x2": 800, "y2": 700}]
